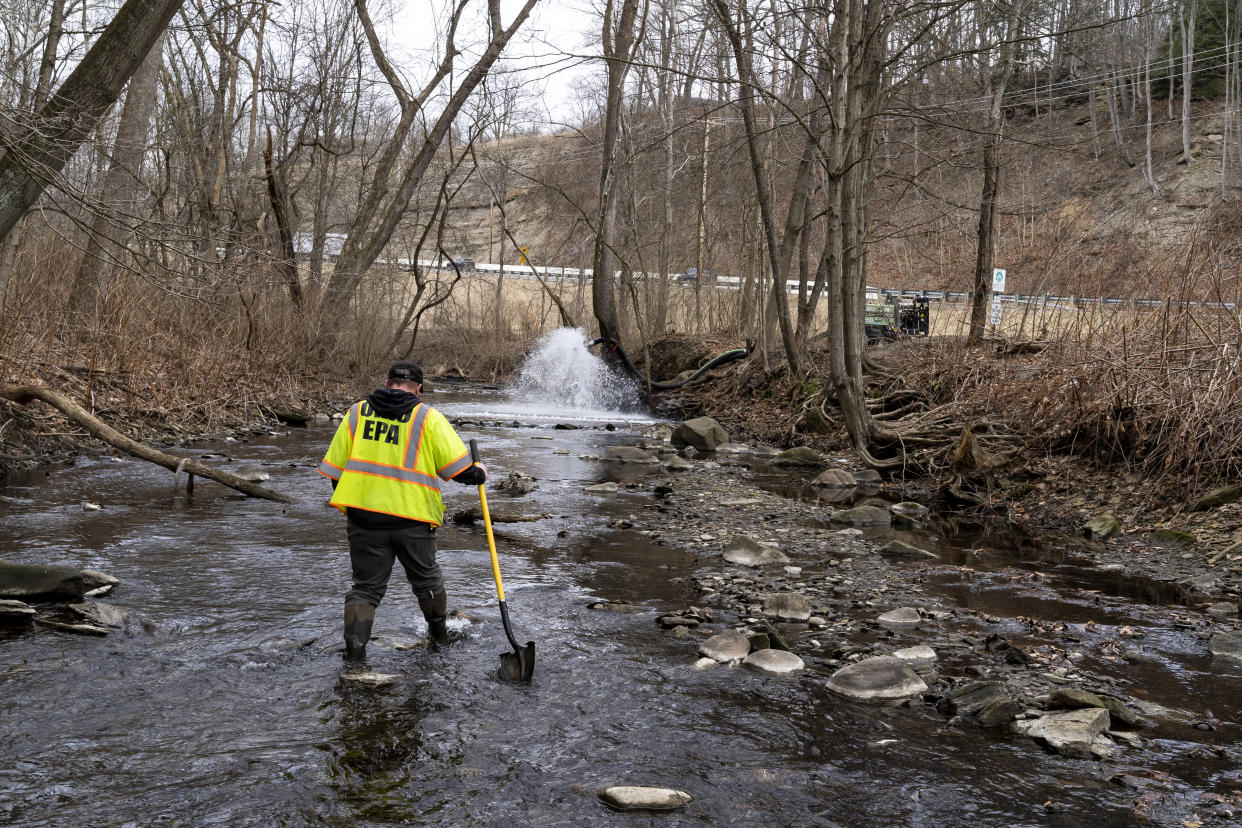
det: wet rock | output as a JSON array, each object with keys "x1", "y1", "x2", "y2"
[
  {"x1": 235, "y1": 463, "x2": 270, "y2": 483},
  {"x1": 67, "y1": 602, "x2": 128, "y2": 628},
  {"x1": 811, "y1": 469, "x2": 857, "y2": 488},
  {"x1": 1191, "y1": 483, "x2": 1242, "y2": 511},
  {"x1": 826, "y1": 656, "x2": 928, "y2": 702},
  {"x1": 1013, "y1": 708, "x2": 1111, "y2": 758},
  {"x1": 1083, "y1": 513, "x2": 1121, "y2": 541},
  {"x1": 671, "y1": 417, "x2": 728, "y2": 452},
  {"x1": 598, "y1": 786, "x2": 693, "y2": 811},
  {"x1": 0, "y1": 561, "x2": 87, "y2": 599},
  {"x1": 1207, "y1": 630, "x2": 1242, "y2": 660},
  {"x1": 1206, "y1": 601, "x2": 1238, "y2": 619},
  {"x1": 339, "y1": 670, "x2": 400, "y2": 688},
  {"x1": 82, "y1": 502, "x2": 102, "y2": 511},
  {"x1": 693, "y1": 657, "x2": 717, "y2": 670},
  {"x1": 657, "y1": 615, "x2": 701, "y2": 629},
  {"x1": 1181, "y1": 573, "x2": 1220, "y2": 594},
  {"x1": 747, "y1": 632, "x2": 770, "y2": 651},
  {"x1": 81, "y1": 570, "x2": 118, "y2": 592},
  {"x1": 761, "y1": 593, "x2": 812, "y2": 622},
  {"x1": 723, "y1": 535, "x2": 790, "y2": 567},
  {"x1": 715, "y1": 442, "x2": 750, "y2": 454},
  {"x1": 880, "y1": 540, "x2": 937, "y2": 559},
  {"x1": 1047, "y1": 687, "x2": 1106, "y2": 710},
  {"x1": 936, "y1": 682, "x2": 1011, "y2": 716},
  {"x1": 772, "y1": 447, "x2": 823, "y2": 467},
  {"x1": 889, "y1": 501, "x2": 930, "y2": 524},
  {"x1": 699, "y1": 630, "x2": 752, "y2": 662},
  {"x1": 742, "y1": 648, "x2": 805, "y2": 675},
  {"x1": 0, "y1": 599, "x2": 36, "y2": 624},
  {"x1": 36, "y1": 618, "x2": 109, "y2": 636},
  {"x1": 853, "y1": 469, "x2": 883, "y2": 484},
  {"x1": 877, "y1": 607, "x2": 921, "y2": 628},
  {"x1": 891, "y1": 645, "x2": 937, "y2": 664},
  {"x1": 602, "y1": 446, "x2": 658, "y2": 464},
  {"x1": 1097, "y1": 695, "x2": 1142, "y2": 728},
  {"x1": 832, "y1": 505, "x2": 892, "y2": 527},
  {"x1": 663, "y1": 456, "x2": 692, "y2": 472},
  {"x1": 585, "y1": 482, "x2": 619, "y2": 494},
  {"x1": 975, "y1": 699, "x2": 1023, "y2": 727},
  {"x1": 493, "y1": 472, "x2": 536, "y2": 495}
]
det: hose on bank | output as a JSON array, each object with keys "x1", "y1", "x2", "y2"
[{"x1": 585, "y1": 337, "x2": 748, "y2": 391}]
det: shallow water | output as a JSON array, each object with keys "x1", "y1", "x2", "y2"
[{"x1": 0, "y1": 388, "x2": 1239, "y2": 826}]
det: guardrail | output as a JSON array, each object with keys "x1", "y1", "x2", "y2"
[{"x1": 407, "y1": 259, "x2": 1239, "y2": 311}]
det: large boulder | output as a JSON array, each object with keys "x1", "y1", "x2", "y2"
[
  {"x1": 0, "y1": 561, "x2": 87, "y2": 600},
  {"x1": 671, "y1": 417, "x2": 728, "y2": 452},
  {"x1": 827, "y1": 656, "x2": 928, "y2": 702}
]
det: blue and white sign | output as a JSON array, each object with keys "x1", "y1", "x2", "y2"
[{"x1": 992, "y1": 268, "x2": 1006, "y2": 293}]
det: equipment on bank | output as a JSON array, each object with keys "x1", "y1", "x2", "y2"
[
  {"x1": 470, "y1": 439, "x2": 535, "y2": 683},
  {"x1": 864, "y1": 295, "x2": 930, "y2": 343}
]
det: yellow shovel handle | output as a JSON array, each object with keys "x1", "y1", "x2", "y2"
[{"x1": 470, "y1": 439, "x2": 505, "y2": 602}]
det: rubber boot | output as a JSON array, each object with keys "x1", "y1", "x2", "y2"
[
  {"x1": 418, "y1": 590, "x2": 457, "y2": 649},
  {"x1": 343, "y1": 603, "x2": 374, "y2": 663}
]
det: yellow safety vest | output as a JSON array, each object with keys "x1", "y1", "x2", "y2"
[{"x1": 318, "y1": 400, "x2": 473, "y2": 526}]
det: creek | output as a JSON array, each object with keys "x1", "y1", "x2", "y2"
[{"x1": 1, "y1": 335, "x2": 1240, "y2": 826}]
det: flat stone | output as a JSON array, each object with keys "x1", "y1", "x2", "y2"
[
  {"x1": 853, "y1": 469, "x2": 883, "y2": 484},
  {"x1": 742, "y1": 648, "x2": 805, "y2": 675},
  {"x1": 663, "y1": 456, "x2": 692, "y2": 472},
  {"x1": 1013, "y1": 708, "x2": 1111, "y2": 758},
  {"x1": 340, "y1": 670, "x2": 400, "y2": 688},
  {"x1": 587, "y1": 601, "x2": 647, "y2": 614},
  {"x1": 698, "y1": 630, "x2": 752, "y2": 662},
  {"x1": 81, "y1": 570, "x2": 118, "y2": 590},
  {"x1": 877, "y1": 607, "x2": 921, "y2": 628},
  {"x1": 67, "y1": 602, "x2": 128, "y2": 628},
  {"x1": 832, "y1": 505, "x2": 892, "y2": 527},
  {"x1": 602, "y1": 446, "x2": 658, "y2": 464},
  {"x1": 714, "y1": 442, "x2": 750, "y2": 454},
  {"x1": 598, "y1": 786, "x2": 693, "y2": 811},
  {"x1": 1047, "y1": 687, "x2": 1106, "y2": 710},
  {"x1": 36, "y1": 618, "x2": 109, "y2": 636},
  {"x1": 811, "y1": 469, "x2": 857, "y2": 488},
  {"x1": 761, "y1": 593, "x2": 812, "y2": 622},
  {"x1": 880, "y1": 540, "x2": 937, "y2": 559},
  {"x1": 0, "y1": 560, "x2": 87, "y2": 599},
  {"x1": 0, "y1": 599, "x2": 36, "y2": 623},
  {"x1": 585, "y1": 482, "x2": 619, "y2": 494},
  {"x1": 1207, "y1": 602, "x2": 1238, "y2": 619},
  {"x1": 891, "y1": 645, "x2": 937, "y2": 663},
  {"x1": 1191, "y1": 484, "x2": 1242, "y2": 511},
  {"x1": 1097, "y1": 694, "x2": 1142, "y2": 728},
  {"x1": 827, "y1": 656, "x2": 928, "y2": 702}
]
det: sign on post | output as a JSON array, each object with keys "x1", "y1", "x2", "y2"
[
  {"x1": 991, "y1": 268, "x2": 1006, "y2": 293},
  {"x1": 989, "y1": 295, "x2": 1004, "y2": 327}
]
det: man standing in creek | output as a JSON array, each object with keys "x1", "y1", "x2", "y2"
[{"x1": 318, "y1": 360, "x2": 486, "y2": 661}]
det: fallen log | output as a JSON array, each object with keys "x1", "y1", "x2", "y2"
[{"x1": 0, "y1": 384, "x2": 294, "y2": 503}]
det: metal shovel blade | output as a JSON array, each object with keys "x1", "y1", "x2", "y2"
[{"x1": 498, "y1": 641, "x2": 535, "y2": 683}]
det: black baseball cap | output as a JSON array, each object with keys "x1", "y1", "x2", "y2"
[{"x1": 387, "y1": 361, "x2": 423, "y2": 384}]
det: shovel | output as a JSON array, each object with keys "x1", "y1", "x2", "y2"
[{"x1": 470, "y1": 439, "x2": 535, "y2": 683}]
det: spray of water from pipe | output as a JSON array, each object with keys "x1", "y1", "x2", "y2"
[{"x1": 511, "y1": 328, "x2": 641, "y2": 412}]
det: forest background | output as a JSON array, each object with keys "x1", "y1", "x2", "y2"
[{"x1": 1, "y1": 0, "x2": 1240, "y2": 515}]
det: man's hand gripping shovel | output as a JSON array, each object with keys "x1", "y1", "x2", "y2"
[{"x1": 470, "y1": 439, "x2": 535, "y2": 683}]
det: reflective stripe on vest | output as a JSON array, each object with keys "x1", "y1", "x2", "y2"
[
  {"x1": 342, "y1": 458, "x2": 440, "y2": 490},
  {"x1": 437, "y1": 453, "x2": 473, "y2": 480},
  {"x1": 402, "y1": 404, "x2": 432, "y2": 470}
]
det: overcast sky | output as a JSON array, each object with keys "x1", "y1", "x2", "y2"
[{"x1": 390, "y1": 0, "x2": 600, "y2": 127}]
